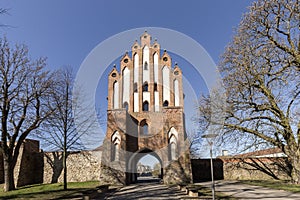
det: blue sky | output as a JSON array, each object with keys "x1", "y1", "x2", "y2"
[
  {"x1": 1, "y1": 1, "x2": 253, "y2": 69},
  {"x1": 0, "y1": 0, "x2": 255, "y2": 164}
]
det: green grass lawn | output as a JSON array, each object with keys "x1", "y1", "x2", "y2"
[
  {"x1": 241, "y1": 180, "x2": 300, "y2": 193},
  {"x1": 0, "y1": 181, "x2": 113, "y2": 199}
]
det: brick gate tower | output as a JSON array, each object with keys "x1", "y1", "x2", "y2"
[{"x1": 100, "y1": 31, "x2": 192, "y2": 185}]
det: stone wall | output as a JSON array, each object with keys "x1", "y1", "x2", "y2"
[
  {"x1": 0, "y1": 139, "x2": 44, "y2": 187},
  {"x1": 221, "y1": 157, "x2": 291, "y2": 181},
  {"x1": 14, "y1": 140, "x2": 44, "y2": 187},
  {"x1": 43, "y1": 150, "x2": 102, "y2": 183},
  {"x1": 0, "y1": 140, "x2": 102, "y2": 187},
  {"x1": 164, "y1": 153, "x2": 193, "y2": 184},
  {"x1": 1, "y1": 139, "x2": 291, "y2": 188},
  {"x1": 191, "y1": 157, "x2": 291, "y2": 182}
]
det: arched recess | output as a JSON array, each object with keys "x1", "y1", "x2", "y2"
[
  {"x1": 123, "y1": 102, "x2": 129, "y2": 111},
  {"x1": 163, "y1": 100, "x2": 169, "y2": 107},
  {"x1": 153, "y1": 54, "x2": 159, "y2": 111},
  {"x1": 140, "y1": 119, "x2": 148, "y2": 135},
  {"x1": 168, "y1": 127, "x2": 179, "y2": 141},
  {"x1": 113, "y1": 81, "x2": 119, "y2": 109},
  {"x1": 122, "y1": 67, "x2": 130, "y2": 105},
  {"x1": 111, "y1": 131, "x2": 121, "y2": 161},
  {"x1": 134, "y1": 53, "x2": 139, "y2": 83},
  {"x1": 126, "y1": 148, "x2": 163, "y2": 184},
  {"x1": 133, "y1": 82, "x2": 138, "y2": 93},
  {"x1": 174, "y1": 79, "x2": 179, "y2": 106},
  {"x1": 143, "y1": 46, "x2": 150, "y2": 83},
  {"x1": 162, "y1": 66, "x2": 170, "y2": 104},
  {"x1": 168, "y1": 127, "x2": 178, "y2": 160},
  {"x1": 133, "y1": 53, "x2": 139, "y2": 113},
  {"x1": 142, "y1": 82, "x2": 149, "y2": 92},
  {"x1": 154, "y1": 83, "x2": 158, "y2": 91},
  {"x1": 133, "y1": 81, "x2": 138, "y2": 112},
  {"x1": 144, "y1": 61, "x2": 148, "y2": 70},
  {"x1": 142, "y1": 101, "x2": 149, "y2": 111},
  {"x1": 153, "y1": 52, "x2": 159, "y2": 83},
  {"x1": 169, "y1": 135, "x2": 177, "y2": 160},
  {"x1": 143, "y1": 124, "x2": 148, "y2": 135}
]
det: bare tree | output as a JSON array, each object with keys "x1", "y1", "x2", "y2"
[
  {"x1": 187, "y1": 130, "x2": 203, "y2": 159},
  {"x1": 198, "y1": 0, "x2": 300, "y2": 184},
  {"x1": 36, "y1": 67, "x2": 98, "y2": 190},
  {"x1": 0, "y1": 37, "x2": 55, "y2": 191}
]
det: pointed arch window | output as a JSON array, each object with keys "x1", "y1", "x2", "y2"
[
  {"x1": 134, "y1": 82, "x2": 138, "y2": 93},
  {"x1": 143, "y1": 101, "x2": 149, "y2": 111},
  {"x1": 140, "y1": 120, "x2": 149, "y2": 135},
  {"x1": 143, "y1": 123, "x2": 148, "y2": 135},
  {"x1": 123, "y1": 102, "x2": 129, "y2": 111},
  {"x1": 143, "y1": 82, "x2": 148, "y2": 92},
  {"x1": 153, "y1": 52, "x2": 158, "y2": 83},
  {"x1": 154, "y1": 83, "x2": 158, "y2": 91},
  {"x1": 163, "y1": 100, "x2": 169, "y2": 107},
  {"x1": 112, "y1": 143, "x2": 119, "y2": 161},
  {"x1": 174, "y1": 79, "x2": 179, "y2": 106},
  {"x1": 134, "y1": 53, "x2": 139, "y2": 83},
  {"x1": 113, "y1": 81, "x2": 119, "y2": 109},
  {"x1": 168, "y1": 127, "x2": 178, "y2": 161},
  {"x1": 144, "y1": 61, "x2": 148, "y2": 70},
  {"x1": 111, "y1": 131, "x2": 121, "y2": 161},
  {"x1": 170, "y1": 142, "x2": 176, "y2": 160}
]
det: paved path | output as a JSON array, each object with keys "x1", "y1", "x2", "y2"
[
  {"x1": 196, "y1": 180, "x2": 300, "y2": 200},
  {"x1": 104, "y1": 182, "x2": 191, "y2": 200},
  {"x1": 104, "y1": 180, "x2": 300, "y2": 200}
]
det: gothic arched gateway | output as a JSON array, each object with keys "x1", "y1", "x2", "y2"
[
  {"x1": 126, "y1": 148, "x2": 163, "y2": 183},
  {"x1": 99, "y1": 32, "x2": 192, "y2": 185}
]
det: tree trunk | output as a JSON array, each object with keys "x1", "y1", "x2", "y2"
[
  {"x1": 290, "y1": 153, "x2": 300, "y2": 184},
  {"x1": 63, "y1": 149, "x2": 67, "y2": 190},
  {"x1": 48, "y1": 152, "x2": 64, "y2": 183},
  {"x1": 3, "y1": 155, "x2": 15, "y2": 191},
  {"x1": 291, "y1": 168, "x2": 300, "y2": 184},
  {"x1": 63, "y1": 82, "x2": 69, "y2": 190},
  {"x1": 51, "y1": 163, "x2": 63, "y2": 184}
]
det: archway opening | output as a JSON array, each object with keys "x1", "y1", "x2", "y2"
[
  {"x1": 137, "y1": 154, "x2": 162, "y2": 183},
  {"x1": 127, "y1": 149, "x2": 163, "y2": 184}
]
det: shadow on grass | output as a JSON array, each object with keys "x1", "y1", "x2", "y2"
[
  {"x1": 240, "y1": 180, "x2": 300, "y2": 193},
  {"x1": 185, "y1": 184, "x2": 236, "y2": 200},
  {"x1": 1, "y1": 189, "x2": 80, "y2": 199},
  {"x1": 0, "y1": 183, "x2": 119, "y2": 199}
]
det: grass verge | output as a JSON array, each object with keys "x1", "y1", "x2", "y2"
[
  {"x1": 200, "y1": 187, "x2": 236, "y2": 199},
  {"x1": 0, "y1": 181, "x2": 112, "y2": 199},
  {"x1": 187, "y1": 184, "x2": 236, "y2": 200},
  {"x1": 241, "y1": 180, "x2": 300, "y2": 193}
]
